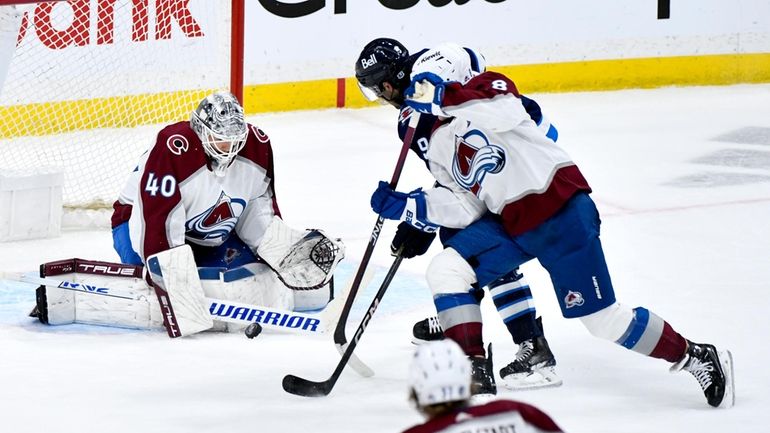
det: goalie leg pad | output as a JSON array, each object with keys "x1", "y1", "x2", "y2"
[
  {"x1": 33, "y1": 275, "x2": 162, "y2": 330},
  {"x1": 147, "y1": 245, "x2": 214, "y2": 338},
  {"x1": 34, "y1": 285, "x2": 75, "y2": 325},
  {"x1": 219, "y1": 263, "x2": 295, "y2": 311}
]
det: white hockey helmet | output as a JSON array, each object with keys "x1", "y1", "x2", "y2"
[
  {"x1": 190, "y1": 91, "x2": 248, "y2": 176},
  {"x1": 409, "y1": 339, "x2": 472, "y2": 407},
  {"x1": 411, "y1": 43, "x2": 487, "y2": 85}
]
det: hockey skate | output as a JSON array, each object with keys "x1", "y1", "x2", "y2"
[
  {"x1": 412, "y1": 316, "x2": 444, "y2": 344},
  {"x1": 499, "y1": 335, "x2": 562, "y2": 390},
  {"x1": 670, "y1": 340, "x2": 735, "y2": 408},
  {"x1": 470, "y1": 344, "x2": 497, "y2": 396}
]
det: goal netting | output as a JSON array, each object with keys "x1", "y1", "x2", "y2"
[{"x1": 0, "y1": 0, "x2": 238, "y2": 224}]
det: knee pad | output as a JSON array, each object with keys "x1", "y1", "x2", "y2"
[
  {"x1": 426, "y1": 248, "x2": 477, "y2": 296},
  {"x1": 579, "y1": 302, "x2": 634, "y2": 341}
]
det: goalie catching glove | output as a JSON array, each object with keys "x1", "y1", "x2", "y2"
[{"x1": 257, "y1": 216, "x2": 345, "y2": 290}]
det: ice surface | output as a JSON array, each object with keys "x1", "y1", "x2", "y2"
[{"x1": 1, "y1": 84, "x2": 769, "y2": 433}]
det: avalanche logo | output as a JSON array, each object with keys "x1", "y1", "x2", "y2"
[
  {"x1": 564, "y1": 290, "x2": 585, "y2": 309},
  {"x1": 166, "y1": 134, "x2": 189, "y2": 155},
  {"x1": 451, "y1": 130, "x2": 505, "y2": 195},
  {"x1": 251, "y1": 125, "x2": 270, "y2": 143},
  {"x1": 185, "y1": 192, "x2": 246, "y2": 241}
]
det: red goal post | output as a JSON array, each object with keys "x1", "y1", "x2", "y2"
[{"x1": 0, "y1": 0, "x2": 244, "y2": 220}]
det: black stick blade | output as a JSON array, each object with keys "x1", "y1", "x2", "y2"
[{"x1": 282, "y1": 374, "x2": 332, "y2": 397}]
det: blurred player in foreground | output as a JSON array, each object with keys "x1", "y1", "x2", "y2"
[{"x1": 403, "y1": 339, "x2": 565, "y2": 433}]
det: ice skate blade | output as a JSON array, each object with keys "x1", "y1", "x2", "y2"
[
  {"x1": 501, "y1": 366, "x2": 563, "y2": 391},
  {"x1": 469, "y1": 393, "x2": 496, "y2": 405},
  {"x1": 718, "y1": 350, "x2": 735, "y2": 409},
  {"x1": 411, "y1": 337, "x2": 444, "y2": 345}
]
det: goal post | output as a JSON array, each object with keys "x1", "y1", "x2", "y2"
[{"x1": 0, "y1": 0, "x2": 244, "y2": 221}]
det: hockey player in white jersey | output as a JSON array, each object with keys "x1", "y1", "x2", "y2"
[
  {"x1": 369, "y1": 55, "x2": 735, "y2": 407},
  {"x1": 356, "y1": 38, "x2": 560, "y2": 393},
  {"x1": 32, "y1": 92, "x2": 343, "y2": 336},
  {"x1": 403, "y1": 339, "x2": 565, "y2": 433}
]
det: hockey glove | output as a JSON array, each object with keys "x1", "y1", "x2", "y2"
[
  {"x1": 404, "y1": 72, "x2": 448, "y2": 117},
  {"x1": 370, "y1": 180, "x2": 434, "y2": 225},
  {"x1": 370, "y1": 181, "x2": 410, "y2": 220},
  {"x1": 391, "y1": 222, "x2": 436, "y2": 259}
]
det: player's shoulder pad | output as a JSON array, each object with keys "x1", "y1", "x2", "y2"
[
  {"x1": 145, "y1": 121, "x2": 207, "y2": 180},
  {"x1": 236, "y1": 123, "x2": 273, "y2": 170},
  {"x1": 246, "y1": 123, "x2": 271, "y2": 144},
  {"x1": 466, "y1": 70, "x2": 521, "y2": 96},
  {"x1": 155, "y1": 121, "x2": 199, "y2": 156},
  {"x1": 519, "y1": 95, "x2": 543, "y2": 124}
]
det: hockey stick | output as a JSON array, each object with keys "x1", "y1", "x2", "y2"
[
  {"x1": 283, "y1": 252, "x2": 404, "y2": 397},
  {"x1": 321, "y1": 267, "x2": 375, "y2": 377},
  {"x1": 332, "y1": 111, "x2": 420, "y2": 357},
  {"x1": 2, "y1": 272, "x2": 334, "y2": 336}
]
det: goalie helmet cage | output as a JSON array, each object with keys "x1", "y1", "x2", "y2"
[{"x1": 0, "y1": 0, "x2": 244, "y2": 225}]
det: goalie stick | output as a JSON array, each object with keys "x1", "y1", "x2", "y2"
[
  {"x1": 2, "y1": 272, "x2": 349, "y2": 336},
  {"x1": 331, "y1": 111, "x2": 420, "y2": 365},
  {"x1": 283, "y1": 252, "x2": 404, "y2": 397}
]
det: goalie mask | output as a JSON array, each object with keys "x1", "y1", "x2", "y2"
[{"x1": 190, "y1": 91, "x2": 248, "y2": 177}]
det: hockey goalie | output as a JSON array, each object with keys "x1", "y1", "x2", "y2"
[{"x1": 30, "y1": 91, "x2": 345, "y2": 337}]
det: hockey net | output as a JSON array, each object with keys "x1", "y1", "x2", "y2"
[{"x1": 0, "y1": 0, "x2": 242, "y2": 225}]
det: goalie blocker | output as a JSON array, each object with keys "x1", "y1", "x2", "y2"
[{"x1": 30, "y1": 220, "x2": 344, "y2": 336}]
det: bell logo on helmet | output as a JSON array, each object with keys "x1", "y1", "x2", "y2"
[{"x1": 360, "y1": 53, "x2": 378, "y2": 69}]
